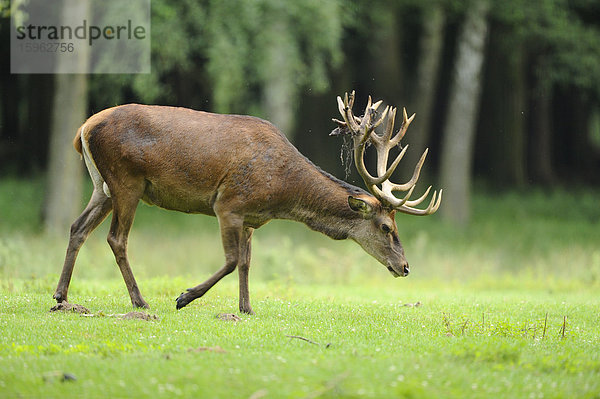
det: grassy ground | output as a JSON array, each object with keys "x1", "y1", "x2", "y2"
[
  {"x1": 1, "y1": 281, "x2": 599, "y2": 398},
  {"x1": 1, "y1": 177, "x2": 600, "y2": 398}
]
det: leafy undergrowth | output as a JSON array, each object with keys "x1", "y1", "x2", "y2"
[{"x1": 1, "y1": 279, "x2": 599, "y2": 399}]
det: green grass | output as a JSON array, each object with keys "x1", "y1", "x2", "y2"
[
  {"x1": 1, "y1": 177, "x2": 600, "y2": 398},
  {"x1": 1, "y1": 281, "x2": 599, "y2": 398}
]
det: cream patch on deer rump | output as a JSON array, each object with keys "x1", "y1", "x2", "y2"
[{"x1": 81, "y1": 124, "x2": 111, "y2": 198}]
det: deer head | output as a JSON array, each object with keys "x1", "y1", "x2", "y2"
[{"x1": 332, "y1": 91, "x2": 442, "y2": 277}]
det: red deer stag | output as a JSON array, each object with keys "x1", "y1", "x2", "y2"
[{"x1": 53, "y1": 91, "x2": 441, "y2": 314}]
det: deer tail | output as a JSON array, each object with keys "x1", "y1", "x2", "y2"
[{"x1": 73, "y1": 124, "x2": 84, "y2": 156}]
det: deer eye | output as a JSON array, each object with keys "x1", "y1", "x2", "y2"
[{"x1": 381, "y1": 224, "x2": 391, "y2": 234}]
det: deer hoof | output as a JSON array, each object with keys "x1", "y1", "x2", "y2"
[
  {"x1": 239, "y1": 306, "x2": 255, "y2": 315},
  {"x1": 53, "y1": 292, "x2": 66, "y2": 303},
  {"x1": 175, "y1": 292, "x2": 191, "y2": 310},
  {"x1": 133, "y1": 300, "x2": 150, "y2": 309}
]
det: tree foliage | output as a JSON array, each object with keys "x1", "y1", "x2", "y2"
[
  {"x1": 492, "y1": 0, "x2": 600, "y2": 97},
  {"x1": 89, "y1": 0, "x2": 343, "y2": 117},
  {"x1": 1, "y1": 0, "x2": 599, "y2": 227}
]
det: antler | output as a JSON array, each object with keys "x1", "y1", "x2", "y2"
[{"x1": 332, "y1": 91, "x2": 442, "y2": 215}]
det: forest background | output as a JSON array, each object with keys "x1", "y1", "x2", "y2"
[{"x1": 1, "y1": 0, "x2": 599, "y2": 231}]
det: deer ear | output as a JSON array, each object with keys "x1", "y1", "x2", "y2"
[{"x1": 348, "y1": 196, "x2": 374, "y2": 216}]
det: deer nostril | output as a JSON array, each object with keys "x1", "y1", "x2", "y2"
[{"x1": 403, "y1": 264, "x2": 410, "y2": 275}]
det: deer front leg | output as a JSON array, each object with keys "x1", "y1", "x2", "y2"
[
  {"x1": 54, "y1": 189, "x2": 112, "y2": 303},
  {"x1": 176, "y1": 212, "x2": 244, "y2": 310},
  {"x1": 238, "y1": 227, "x2": 254, "y2": 314}
]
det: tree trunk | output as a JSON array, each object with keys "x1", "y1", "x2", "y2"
[
  {"x1": 403, "y1": 4, "x2": 445, "y2": 182},
  {"x1": 439, "y1": 0, "x2": 490, "y2": 225},
  {"x1": 26, "y1": 76, "x2": 54, "y2": 173},
  {"x1": 529, "y1": 79, "x2": 554, "y2": 185},
  {"x1": 44, "y1": 2, "x2": 89, "y2": 235},
  {"x1": 261, "y1": 20, "x2": 297, "y2": 139},
  {"x1": 477, "y1": 22, "x2": 526, "y2": 187},
  {"x1": 44, "y1": 74, "x2": 87, "y2": 235},
  {"x1": 368, "y1": 8, "x2": 403, "y2": 106}
]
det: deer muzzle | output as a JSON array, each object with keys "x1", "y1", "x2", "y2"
[{"x1": 387, "y1": 262, "x2": 410, "y2": 278}]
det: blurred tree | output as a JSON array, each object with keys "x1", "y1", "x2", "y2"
[
  {"x1": 44, "y1": 2, "x2": 89, "y2": 234},
  {"x1": 476, "y1": 18, "x2": 527, "y2": 186},
  {"x1": 440, "y1": 0, "x2": 490, "y2": 225},
  {"x1": 88, "y1": 0, "x2": 207, "y2": 109},
  {"x1": 402, "y1": 2, "x2": 445, "y2": 183},
  {"x1": 88, "y1": 0, "x2": 342, "y2": 139},
  {"x1": 524, "y1": 0, "x2": 600, "y2": 183},
  {"x1": 206, "y1": 0, "x2": 342, "y2": 137}
]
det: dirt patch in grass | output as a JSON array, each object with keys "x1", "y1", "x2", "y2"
[
  {"x1": 119, "y1": 311, "x2": 159, "y2": 321},
  {"x1": 50, "y1": 302, "x2": 91, "y2": 314},
  {"x1": 216, "y1": 313, "x2": 242, "y2": 322}
]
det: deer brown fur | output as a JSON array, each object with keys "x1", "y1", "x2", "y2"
[{"x1": 54, "y1": 96, "x2": 438, "y2": 314}]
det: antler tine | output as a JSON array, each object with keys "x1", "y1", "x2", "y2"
[
  {"x1": 391, "y1": 108, "x2": 415, "y2": 147},
  {"x1": 376, "y1": 184, "x2": 416, "y2": 208},
  {"x1": 337, "y1": 96, "x2": 346, "y2": 120},
  {"x1": 364, "y1": 101, "x2": 387, "y2": 144},
  {"x1": 361, "y1": 96, "x2": 375, "y2": 130},
  {"x1": 361, "y1": 96, "x2": 384, "y2": 131},
  {"x1": 347, "y1": 90, "x2": 355, "y2": 109},
  {"x1": 372, "y1": 99, "x2": 383, "y2": 110},
  {"x1": 386, "y1": 148, "x2": 428, "y2": 192},
  {"x1": 397, "y1": 189, "x2": 443, "y2": 216},
  {"x1": 372, "y1": 105, "x2": 390, "y2": 131},
  {"x1": 331, "y1": 118, "x2": 346, "y2": 127},
  {"x1": 354, "y1": 141, "x2": 378, "y2": 189},
  {"x1": 404, "y1": 185, "x2": 431, "y2": 207},
  {"x1": 337, "y1": 93, "x2": 360, "y2": 133},
  {"x1": 381, "y1": 106, "x2": 397, "y2": 142},
  {"x1": 360, "y1": 143, "x2": 409, "y2": 186}
]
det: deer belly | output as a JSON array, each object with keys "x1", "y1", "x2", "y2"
[{"x1": 141, "y1": 179, "x2": 216, "y2": 215}]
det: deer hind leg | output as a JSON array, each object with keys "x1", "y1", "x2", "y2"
[
  {"x1": 53, "y1": 189, "x2": 112, "y2": 303},
  {"x1": 238, "y1": 227, "x2": 254, "y2": 314},
  {"x1": 106, "y1": 181, "x2": 149, "y2": 309},
  {"x1": 176, "y1": 212, "x2": 244, "y2": 310}
]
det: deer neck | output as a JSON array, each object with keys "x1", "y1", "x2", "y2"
[{"x1": 287, "y1": 167, "x2": 367, "y2": 240}]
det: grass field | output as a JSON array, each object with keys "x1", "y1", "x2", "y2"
[{"x1": 1, "y1": 178, "x2": 600, "y2": 398}]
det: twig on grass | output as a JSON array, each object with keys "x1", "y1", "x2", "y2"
[
  {"x1": 560, "y1": 316, "x2": 567, "y2": 339},
  {"x1": 188, "y1": 346, "x2": 227, "y2": 354},
  {"x1": 442, "y1": 313, "x2": 453, "y2": 336},
  {"x1": 461, "y1": 319, "x2": 469, "y2": 336},
  {"x1": 481, "y1": 311, "x2": 485, "y2": 331},
  {"x1": 286, "y1": 335, "x2": 320, "y2": 345},
  {"x1": 542, "y1": 312, "x2": 548, "y2": 339}
]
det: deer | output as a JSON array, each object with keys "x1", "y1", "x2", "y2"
[{"x1": 53, "y1": 91, "x2": 441, "y2": 315}]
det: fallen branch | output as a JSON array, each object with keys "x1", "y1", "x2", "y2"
[{"x1": 286, "y1": 335, "x2": 320, "y2": 345}]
